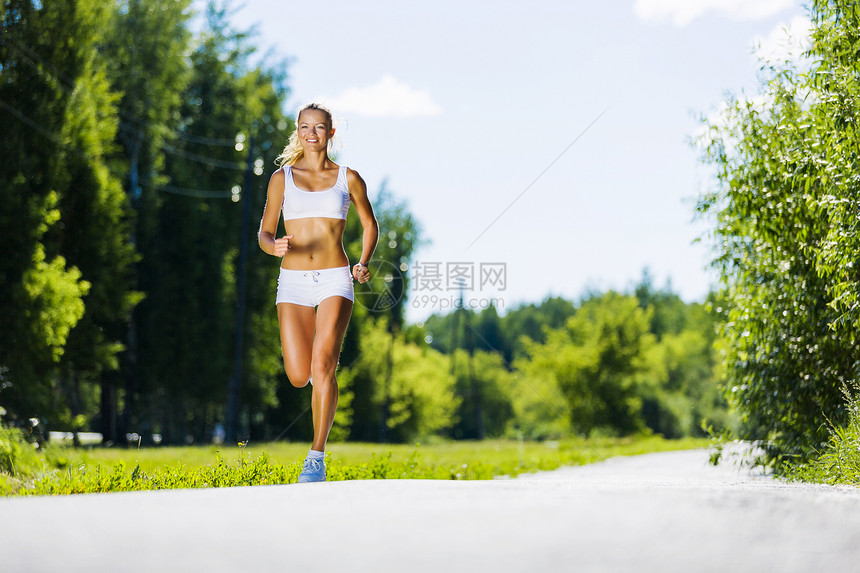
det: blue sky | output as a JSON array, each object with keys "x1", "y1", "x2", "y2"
[{"x1": 202, "y1": 0, "x2": 808, "y2": 321}]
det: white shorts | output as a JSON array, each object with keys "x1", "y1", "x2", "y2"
[{"x1": 276, "y1": 266, "x2": 354, "y2": 307}]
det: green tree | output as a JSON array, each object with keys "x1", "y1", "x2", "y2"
[
  {"x1": 519, "y1": 292, "x2": 655, "y2": 436},
  {"x1": 473, "y1": 305, "x2": 512, "y2": 363},
  {"x1": 341, "y1": 317, "x2": 458, "y2": 442},
  {"x1": 695, "y1": 0, "x2": 859, "y2": 468},
  {"x1": 346, "y1": 183, "x2": 422, "y2": 442},
  {"x1": 236, "y1": 60, "x2": 293, "y2": 443},
  {"x1": 350, "y1": 181, "x2": 421, "y2": 331},
  {"x1": 424, "y1": 297, "x2": 575, "y2": 362},
  {"x1": 0, "y1": 0, "x2": 129, "y2": 427},
  {"x1": 101, "y1": 0, "x2": 194, "y2": 442},
  {"x1": 637, "y1": 327, "x2": 719, "y2": 438},
  {"x1": 502, "y1": 297, "x2": 577, "y2": 360},
  {"x1": 508, "y1": 349, "x2": 571, "y2": 441},
  {"x1": 450, "y1": 349, "x2": 515, "y2": 439},
  {"x1": 808, "y1": 3, "x2": 860, "y2": 333},
  {"x1": 632, "y1": 273, "x2": 728, "y2": 438},
  {"x1": 634, "y1": 269, "x2": 689, "y2": 340},
  {"x1": 52, "y1": 1, "x2": 141, "y2": 439},
  {"x1": 131, "y1": 3, "x2": 291, "y2": 443}
]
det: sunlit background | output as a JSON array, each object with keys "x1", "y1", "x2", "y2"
[
  {"x1": 2, "y1": 0, "x2": 832, "y2": 457},
  {"x1": 203, "y1": 0, "x2": 809, "y2": 320}
]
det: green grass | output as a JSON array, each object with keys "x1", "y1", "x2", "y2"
[
  {"x1": 1, "y1": 434, "x2": 711, "y2": 496},
  {"x1": 786, "y1": 411, "x2": 860, "y2": 486}
]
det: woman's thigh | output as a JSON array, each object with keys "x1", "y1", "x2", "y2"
[
  {"x1": 277, "y1": 302, "x2": 316, "y2": 385},
  {"x1": 312, "y1": 296, "x2": 354, "y2": 371}
]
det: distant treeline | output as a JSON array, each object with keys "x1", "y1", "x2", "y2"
[{"x1": 396, "y1": 278, "x2": 731, "y2": 442}]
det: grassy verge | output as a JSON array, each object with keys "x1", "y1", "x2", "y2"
[
  {"x1": 786, "y1": 411, "x2": 860, "y2": 486},
  {"x1": 1, "y1": 433, "x2": 710, "y2": 496}
]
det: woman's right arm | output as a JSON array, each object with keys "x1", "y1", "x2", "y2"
[{"x1": 258, "y1": 169, "x2": 291, "y2": 257}]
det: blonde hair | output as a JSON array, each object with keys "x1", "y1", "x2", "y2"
[{"x1": 276, "y1": 102, "x2": 335, "y2": 167}]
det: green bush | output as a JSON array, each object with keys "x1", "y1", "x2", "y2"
[
  {"x1": 694, "y1": 0, "x2": 860, "y2": 470},
  {"x1": 0, "y1": 425, "x2": 21, "y2": 474},
  {"x1": 0, "y1": 425, "x2": 40, "y2": 476},
  {"x1": 1, "y1": 423, "x2": 78, "y2": 495},
  {"x1": 339, "y1": 317, "x2": 458, "y2": 442}
]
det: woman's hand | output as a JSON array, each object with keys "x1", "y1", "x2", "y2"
[
  {"x1": 352, "y1": 262, "x2": 370, "y2": 283},
  {"x1": 273, "y1": 234, "x2": 293, "y2": 257}
]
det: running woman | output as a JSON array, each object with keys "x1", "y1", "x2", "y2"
[{"x1": 258, "y1": 103, "x2": 379, "y2": 483}]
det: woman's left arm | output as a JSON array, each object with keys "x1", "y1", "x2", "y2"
[{"x1": 347, "y1": 168, "x2": 379, "y2": 283}]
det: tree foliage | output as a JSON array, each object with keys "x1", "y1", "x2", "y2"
[
  {"x1": 421, "y1": 280, "x2": 726, "y2": 441},
  {"x1": 520, "y1": 292, "x2": 655, "y2": 436},
  {"x1": 450, "y1": 348, "x2": 516, "y2": 439},
  {"x1": 344, "y1": 183, "x2": 422, "y2": 441},
  {"x1": 340, "y1": 317, "x2": 458, "y2": 443},
  {"x1": 696, "y1": 0, "x2": 860, "y2": 468},
  {"x1": 99, "y1": 0, "x2": 195, "y2": 442},
  {"x1": 0, "y1": 0, "x2": 132, "y2": 426}
]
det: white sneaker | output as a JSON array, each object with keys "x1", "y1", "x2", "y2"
[{"x1": 297, "y1": 458, "x2": 326, "y2": 483}]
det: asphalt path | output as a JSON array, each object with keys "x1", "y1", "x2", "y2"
[{"x1": 2, "y1": 447, "x2": 859, "y2": 572}]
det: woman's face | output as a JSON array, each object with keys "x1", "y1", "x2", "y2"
[{"x1": 297, "y1": 109, "x2": 333, "y2": 152}]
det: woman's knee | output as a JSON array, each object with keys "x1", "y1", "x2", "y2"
[
  {"x1": 310, "y1": 355, "x2": 339, "y2": 383},
  {"x1": 311, "y1": 375, "x2": 338, "y2": 395},
  {"x1": 284, "y1": 364, "x2": 311, "y2": 388}
]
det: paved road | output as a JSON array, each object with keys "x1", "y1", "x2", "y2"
[{"x1": 2, "y1": 447, "x2": 859, "y2": 572}]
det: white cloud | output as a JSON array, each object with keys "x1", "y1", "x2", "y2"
[
  {"x1": 634, "y1": 0, "x2": 794, "y2": 26},
  {"x1": 752, "y1": 15, "x2": 812, "y2": 65},
  {"x1": 320, "y1": 75, "x2": 442, "y2": 118}
]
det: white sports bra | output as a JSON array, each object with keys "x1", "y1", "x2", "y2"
[{"x1": 282, "y1": 165, "x2": 351, "y2": 221}]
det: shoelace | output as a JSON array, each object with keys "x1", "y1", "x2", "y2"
[
  {"x1": 302, "y1": 458, "x2": 324, "y2": 472},
  {"x1": 303, "y1": 271, "x2": 321, "y2": 283}
]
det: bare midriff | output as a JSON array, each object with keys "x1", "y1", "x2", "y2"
[{"x1": 280, "y1": 217, "x2": 349, "y2": 270}]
